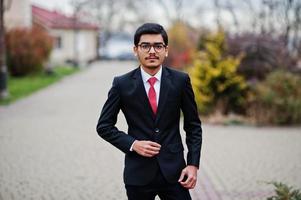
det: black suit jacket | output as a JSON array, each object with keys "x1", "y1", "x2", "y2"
[{"x1": 96, "y1": 66, "x2": 202, "y2": 186}]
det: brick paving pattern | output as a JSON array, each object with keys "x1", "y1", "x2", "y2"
[{"x1": 0, "y1": 61, "x2": 300, "y2": 200}]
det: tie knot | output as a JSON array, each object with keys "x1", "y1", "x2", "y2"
[{"x1": 148, "y1": 77, "x2": 157, "y2": 86}]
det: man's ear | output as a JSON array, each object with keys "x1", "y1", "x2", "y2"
[
  {"x1": 165, "y1": 46, "x2": 168, "y2": 57},
  {"x1": 133, "y1": 46, "x2": 138, "y2": 56}
]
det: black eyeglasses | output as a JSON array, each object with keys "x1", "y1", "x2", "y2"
[{"x1": 137, "y1": 43, "x2": 166, "y2": 53}]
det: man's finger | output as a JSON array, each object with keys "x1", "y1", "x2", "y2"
[
  {"x1": 182, "y1": 179, "x2": 190, "y2": 187},
  {"x1": 187, "y1": 179, "x2": 195, "y2": 188},
  {"x1": 146, "y1": 146, "x2": 161, "y2": 151},
  {"x1": 145, "y1": 149, "x2": 159, "y2": 155},
  {"x1": 181, "y1": 175, "x2": 196, "y2": 188},
  {"x1": 148, "y1": 141, "x2": 161, "y2": 148},
  {"x1": 191, "y1": 181, "x2": 196, "y2": 189},
  {"x1": 142, "y1": 152, "x2": 155, "y2": 157},
  {"x1": 185, "y1": 177, "x2": 197, "y2": 189},
  {"x1": 182, "y1": 181, "x2": 194, "y2": 189},
  {"x1": 182, "y1": 175, "x2": 192, "y2": 184},
  {"x1": 178, "y1": 170, "x2": 186, "y2": 182}
]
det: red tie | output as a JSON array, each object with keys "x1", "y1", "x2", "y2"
[{"x1": 148, "y1": 77, "x2": 157, "y2": 114}]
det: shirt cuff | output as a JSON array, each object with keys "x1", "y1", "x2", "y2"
[{"x1": 129, "y1": 140, "x2": 137, "y2": 151}]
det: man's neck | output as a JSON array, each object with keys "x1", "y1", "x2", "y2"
[{"x1": 140, "y1": 65, "x2": 161, "y2": 76}]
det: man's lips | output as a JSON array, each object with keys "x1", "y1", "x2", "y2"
[{"x1": 146, "y1": 56, "x2": 159, "y2": 60}]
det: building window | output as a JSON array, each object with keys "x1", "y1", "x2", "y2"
[{"x1": 54, "y1": 36, "x2": 62, "y2": 49}]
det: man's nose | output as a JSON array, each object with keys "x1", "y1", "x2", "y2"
[{"x1": 149, "y1": 46, "x2": 156, "y2": 53}]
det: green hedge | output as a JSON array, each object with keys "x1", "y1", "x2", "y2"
[
  {"x1": 248, "y1": 70, "x2": 301, "y2": 125},
  {"x1": 0, "y1": 66, "x2": 79, "y2": 105}
]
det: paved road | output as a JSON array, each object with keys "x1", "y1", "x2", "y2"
[{"x1": 0, "y1": 61, "x2": 300, "y2": 200}]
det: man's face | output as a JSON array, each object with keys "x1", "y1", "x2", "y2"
[{"x1": 134, "y1": 34, "x2": 168, "y2": 69}]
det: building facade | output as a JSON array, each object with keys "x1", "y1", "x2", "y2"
[
  {"x1": 4, "y1": 2, "x2": 99, "y2": 66},
  {"x1": 32, "y1": 5, "x2": 99, "y2": 66}
]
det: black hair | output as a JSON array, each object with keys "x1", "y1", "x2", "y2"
[{"x1": 134, "y1": 23, "x2": 168, "y2": 46}]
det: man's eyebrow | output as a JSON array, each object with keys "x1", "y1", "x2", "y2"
[{"x1": 139, "y1": 42, "x2": 165, "y2": 45}]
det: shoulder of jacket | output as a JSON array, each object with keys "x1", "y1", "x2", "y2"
[
  {"x1": 115, "y1": 67, "x2": 139, "y2": 81},
  {"x1": 164, "y1": 66, "x2": 189, "y2": 79}
]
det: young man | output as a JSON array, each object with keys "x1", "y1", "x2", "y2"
[{"x1": 96, "y1": 23, "x2": 202, "y2": 200}]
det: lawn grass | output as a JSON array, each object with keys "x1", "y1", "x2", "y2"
[{"x1": 0, "y1": 66, "x2": 79, "y2": 105}]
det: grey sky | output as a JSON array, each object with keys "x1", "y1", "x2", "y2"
[
  {"x1": 29, "y1": 0, "x2": 263, "y2": 33},
  {"x1": 29, "y1": 0, "x2": 217, "y2": 29},
  {"x1": 30, "y1": 0, "x2": 73, "y2": 14}
]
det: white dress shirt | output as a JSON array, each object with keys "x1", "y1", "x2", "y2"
[{"x1": 140, "y1": 66, "x2": 162, "y2": 105}]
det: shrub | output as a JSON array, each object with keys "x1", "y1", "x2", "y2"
[
  {"x1": 266, "y1": 182, "x2": 301, "y2": 200},
  {"x1": 6, "y1": 26, "x2": 53, "y2": 76},
  {"x1": 226, "y1": 33, "x2": 299, "y2": 81},
  {"x1": 165, "y1": 21, "x2": 198, "y2": 69},
  {"x1": 248, "y1": 70, "x2": 301, "y2": 125},
  {"x1": 189, "y1": 30, "x2": 248, "y2": 115}
]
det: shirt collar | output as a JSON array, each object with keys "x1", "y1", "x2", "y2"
[{"x1": 140, "y1": 66, "x2": 162, "y2": 84}]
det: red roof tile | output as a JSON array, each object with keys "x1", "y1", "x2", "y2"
[{"x1": 32, "y1": 5, "x2": 98, "y2": 30}]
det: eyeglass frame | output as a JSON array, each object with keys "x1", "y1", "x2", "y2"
[{"x1": 136, "y1": 42, "x2": 167, "y2": 53}]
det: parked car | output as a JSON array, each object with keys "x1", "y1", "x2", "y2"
[{"x1": 100, "y1": 34, "x2": 136, "y2": 60}]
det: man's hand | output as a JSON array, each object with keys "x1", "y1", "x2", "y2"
[
  {"x1": 178, "y1": 165, "x2": 198, "y2": 189},
  {"x1": 132, "y1": 140, "x2": 161, "y2": 157}
]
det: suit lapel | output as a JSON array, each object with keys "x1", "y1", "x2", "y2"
[
  {"x1": 155, "y1": 67, "x2": 171, "y2": 123},
  {"x1": 132, "y1": 67, "x2": 156, "y2": 120}
]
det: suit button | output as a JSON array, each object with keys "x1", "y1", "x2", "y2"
[{"x1": 154, "y1": 128, "x2": 160, "y2": 133}]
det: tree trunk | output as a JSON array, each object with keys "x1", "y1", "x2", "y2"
[{"x1": 0, "y1": 0, "x2": 9, "y2": 99}]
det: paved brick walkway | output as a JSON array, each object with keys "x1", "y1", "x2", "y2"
[
  {"x1": 0, "y1": 61, "x2": 300, "y2": 200},
  {"x1": 191, "y1": 125, "x2": 301, "y2": 200}
]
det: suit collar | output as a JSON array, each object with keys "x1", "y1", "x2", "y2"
[
  {"x1": 132, "y1": 67, "x2": 141, "y2": 79},
  {"x1": 155, "y1": 67, "x2": 171, "y2": 123},
  {"x1": 132, "y1": 67, "x2": 156, "y2": 119}
]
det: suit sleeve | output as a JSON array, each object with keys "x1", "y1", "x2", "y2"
[
  {"x1": 181, "y1": 74, "x2": 203, "y2": 167},
  {"x1": 96, "y1": 77, "x2": 135, "y2": 154}
]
